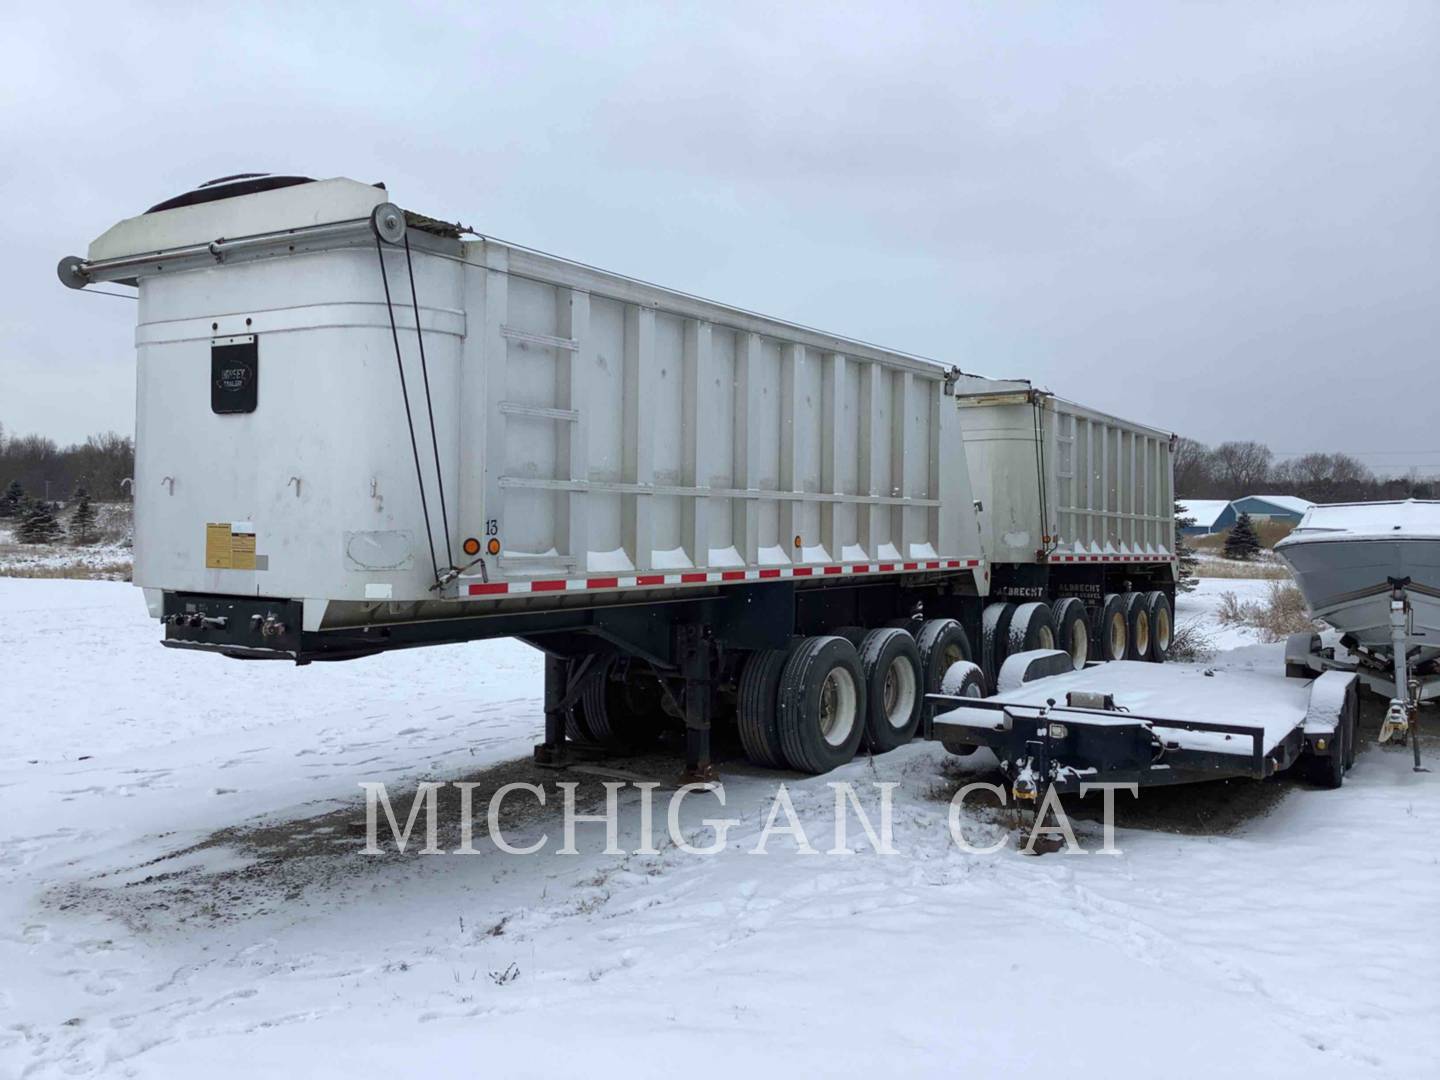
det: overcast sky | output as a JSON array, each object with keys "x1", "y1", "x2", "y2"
[{"x1": 3, "y1": 2, "x2": 1436, "y2": 475}]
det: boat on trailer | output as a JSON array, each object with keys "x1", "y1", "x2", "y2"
[{"x1": 1275, "y1": 499, "x2": 1440, "y2": 768}]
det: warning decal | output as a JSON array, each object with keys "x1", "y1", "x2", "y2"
[{"x1": 205, "y1": 522, "x2": 258, "y2": 570}]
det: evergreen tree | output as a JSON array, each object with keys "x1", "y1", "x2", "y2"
[
  {"x1": 69, "y1": 486, "x2": 98, "y2": 545},
  {"x1": 1173, "y1": 500, "x2": 1199, "y2": 592},
  {"x1": 1223, "y1": 512, "x2": 1261, "y2": 562},
  {"x1": 0, "y1": 479, "x2": 22, "y2": 519},
  {"x1": 16, "y1": 498, "x2": 65, "y2": 544}
]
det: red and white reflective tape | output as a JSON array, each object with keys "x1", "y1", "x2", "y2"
[
  {"x1": 464, "y1": 558, "x2": 982, "y2": 598},
  {"x1": 1046, "y1": 553, "x2": 1177, "y2": 564}
]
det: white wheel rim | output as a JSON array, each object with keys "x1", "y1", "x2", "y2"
[
  {"x1": 963, "y1": 681, "x2": 982, "y2": 699},
  {"x1": 1135, "y1": 611, "x2": 1150, "y2": 657},
  {"x1": 1068, "y1": 618, "x2": 1089, "y2": 667},
  {"x1": 1156, "y1": 608, "x2": 1171, "y2": 651},
  {"x1": 1037, "y1": 625, "x2": 1054, "y2": 651},
  {"x1": 819, "y1": 667, "x2": 859, "y2": 747},
  {"x1": 1109, "y1": 613, "x2": 1126, "y2": 660},
  {"x1": 881, "y1": 655, "x2": 918, "y2": 731}
]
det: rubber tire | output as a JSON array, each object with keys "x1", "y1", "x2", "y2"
[
  {"x1": 1007, "y1": 602, "x2": 1055, "y2": 656},
  {"x1": 916, "y1": 619, "x2": 973, "y2": 693},
  {"x1": 777, "y1": 636, "x2": 868, "y2": 775},
  {"x1": 581, "y1": 659, "x2": 666, "y2": 749},
  {"x1": 857, "y1": 627, "x2": 924, "y2": 753},
  {"x1": 982, "y1": 602, "x2": 1017, "y2": 687},
  {"x1": 884, "y1": 616, "x2": 921, "y2": 637},
  {"x1": 1144, "y1": 592, "x2": 1172, "y2": 663},
  {"x1": 565, "y1": 659, "x2": 598, "y2": 742},
  {"x1": 937, "y1": 660, "x2": 987, "y2": 756},
  {"x1": 1121, "y1": 593, "x2": 1150, "y2": 661},
  {"x1": 736, "y1": 648, "x2": 793, "y2": 769},
  {"x1": 940, "y1": 659, "x2": 988, "y2": 698},
  {"x1": 1096, "y1": 594, "x2": 1128, "y2": 662},
  {"x1": 565, "y1": 700, "x2": 592, "y2": 743},
  {"x1": 832, "y1": 625, "x2": 868, "y2": 648},
  {"x1": 1051, "y1": 597, "x2": 1090, "y2": 670}
]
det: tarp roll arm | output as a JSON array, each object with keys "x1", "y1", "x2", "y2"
[{"x1": 57, "y1": 215, "x2": 379, "y2": 289}]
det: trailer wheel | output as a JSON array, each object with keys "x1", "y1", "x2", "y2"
[
  {"x1": 1122, "y1": 592, "x2": 1150, "y2": 661},
  {"x1": 1096, "y1": 594, "x2": 1128, "y2": 662},
  {"x1": 1008, "y1": 602, "x2": 1055, "y2": 656},
  {"x1": 566, "y1": 700, "x2": 593, "y2": 743},
  {"x1": 981, "y1": 603, "x2": 1016, "y2": 686},
  {"x1": 581, "y1": 659, "x2": 666, "y2": 749},
  {"x1": 832, "y1": 626, "x2": 868, "y2": 648},
  {"x1": 1051, "y1": 598, "x2": 1089, "y2": 670},
  {"x1": 1143, "y1": 592, "x2": 1172, "y2": 663},
  {"x1": 940, "y1": 659, "x2": 988, "y2": 698},
  {"x1": 938, "y1": 660, "x2": 986, "y2": 756},
  {"x1": 736, "y1": 648, "x2": 793, "y2": 769},
  {"x1": 564, "y1": 659, "x2": 598, "y2": 742},
  {"x1": 777, "y1": 636, "x2": 868, "y2": 774},
  {"x1": 916, "y1": 619, "x2": 974, "y2": 736},
  {"x1": 916, "y1": 619, "x2": 973, "y2": 693},
  {"x1": 857, "y1": 628, "x2": 924, "y2": 753}
]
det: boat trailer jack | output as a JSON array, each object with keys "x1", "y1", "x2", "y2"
[{"x1": 1380, "y1": 586, "x2": 1427, "y2": 772}]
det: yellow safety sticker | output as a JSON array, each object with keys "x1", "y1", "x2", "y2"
[{"x1": 206, "y1": 522, "x2": 258, "y2": 570}]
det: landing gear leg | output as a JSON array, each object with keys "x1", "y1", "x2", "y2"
[
  {"x1": 679, "y1": 626, "x2": 715, "y2": 783},
  {"x1": 534, "y1": 654, "x2": 570, "y2": 767}
]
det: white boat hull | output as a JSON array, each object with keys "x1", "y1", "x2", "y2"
[{"x1": 1277, "y1": 535, "x2": 1440, "y2": 653}]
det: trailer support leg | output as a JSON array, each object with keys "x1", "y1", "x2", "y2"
[
  {"x1": 679, "y1": 626, "x2": 715, "y2": 783},
  {"x1": 534, "y1": 653, "x2": 569, "y2": 767}
]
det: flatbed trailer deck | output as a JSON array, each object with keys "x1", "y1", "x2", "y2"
[{"x1": 931, "y1": 655, "x2": 1359, "y2": 794}]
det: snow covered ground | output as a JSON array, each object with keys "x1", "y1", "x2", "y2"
[{"x1": 2, "y1": 577, "x2": 1437, "y2": 1078}]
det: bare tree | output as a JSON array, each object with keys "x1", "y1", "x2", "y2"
[
  {"x1": 1273, "y1": 452, "x2": 1373, "y2": 503},
  {"x1": 1172, "y1": 437, "x2": 1214, "y2": 498},
  {"x1": 1210, "y1": 441, "x2": 1273, "y2": 498}
]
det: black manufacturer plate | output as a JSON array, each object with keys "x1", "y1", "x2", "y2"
[{"x1": 212, "y1": 336, "x2": 258, "y2": 414}]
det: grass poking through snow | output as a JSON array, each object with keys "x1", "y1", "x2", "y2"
[{"x1": 1215, "y1": 581, "x2": 1319, "y2": 642}]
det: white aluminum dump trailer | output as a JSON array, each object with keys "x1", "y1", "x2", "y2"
[
  {"x1": 59, "y1": 174, "x2": 1175, "y2": 777},
  {"x1": 953, "y1": 376, "x2": 1177, "y2": 679}
]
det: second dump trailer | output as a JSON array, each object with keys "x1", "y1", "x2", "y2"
[{"x1": 59, "y1": 174, "x2": 1176, "y2": 777}]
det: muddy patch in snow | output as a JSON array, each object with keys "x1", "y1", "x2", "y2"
[{"x1": 41, "y1": 739, "x2": 771, "y2": 935}]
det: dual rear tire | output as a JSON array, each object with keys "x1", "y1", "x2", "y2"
[
  {"x1": 777, "y1": 636, "x2": 869, "y2": 774},
  {"x1": 738, "y1": 621, "x2": 953, "y2": 774}
]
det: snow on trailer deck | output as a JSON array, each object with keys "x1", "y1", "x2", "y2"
[
  {"x1": 933, "y1": 654, "x2": 1359, "y2": 790},
  {"x1": 952, "y1": 659, "x2": 1317, "y2": 758}
]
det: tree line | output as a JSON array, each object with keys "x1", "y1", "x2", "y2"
[
  {"x1": 1174, "y1": 439, "x2": 1433, "y2": 503},
  {"x1": 0, "y1": 422, "x2": 134, "y2": 506}
]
